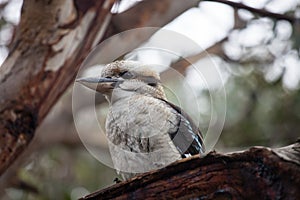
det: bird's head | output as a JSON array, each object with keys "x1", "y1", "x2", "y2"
[{"x1": 76, "y1": 60, "x2": 166, "y2": 103}]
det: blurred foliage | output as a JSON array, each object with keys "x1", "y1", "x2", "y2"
[
  {"x1": 217, "y1": 8, "x2": 300, "y2": 148},
  {"x1": 220, "y1": 71, "x2": 300, "y2": 148},
  {"x1": 2, "y1": 146, "x2": 117, "y2": 200}
]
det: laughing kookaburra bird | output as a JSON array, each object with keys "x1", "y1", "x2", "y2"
[{"x1": 76, "y1": 60, "x2": 205, "y2": 180}]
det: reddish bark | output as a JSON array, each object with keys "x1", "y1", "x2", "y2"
[{"x1": 81, "y1": 141, "x2": 300, "y2": 200}]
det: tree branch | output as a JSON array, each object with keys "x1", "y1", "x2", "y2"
[
  {"x1": 202, "y1": 0, "x2": 298, "y2": 24},
  {"x1": 80, "y1": 141, "x2": 300, "y2": 199}
]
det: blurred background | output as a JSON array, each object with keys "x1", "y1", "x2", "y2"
[{"x1": 0, "y1": 0, "x2": 300, "y2": 199}]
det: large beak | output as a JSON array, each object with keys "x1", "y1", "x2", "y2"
[{"x1": 76, "y1": 77, "x2": 119, "y2": 93}]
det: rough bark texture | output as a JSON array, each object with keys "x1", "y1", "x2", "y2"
[
  {"x1": 0, "y1": 0, "x2": 116, "y2": 175},
  {"x1": 81, "y1": 141, "x2": 300, "y2": 200}
]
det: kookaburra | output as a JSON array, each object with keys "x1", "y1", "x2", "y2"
[{"x1": 77, "y1": 60, "x2": 205, "y2": 180}]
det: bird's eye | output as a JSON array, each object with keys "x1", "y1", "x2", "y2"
[
  {"x1": 119, "y1": 71, "x2": 134, "y2": 79},
  {"x1": 105, "y1": 76, "x2": 112, "y2": 79}
]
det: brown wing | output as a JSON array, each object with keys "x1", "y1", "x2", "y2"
[{"x1": 160, "y1": 99, "x2": 205, "y2": 157}]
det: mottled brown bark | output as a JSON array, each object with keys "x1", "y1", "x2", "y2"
[
  {"x1": 81, "y1": 141, "x2": 300, "y2": 200},
  {"x1": 0, "y1": 0, "x2": 116, "y2": 175}
]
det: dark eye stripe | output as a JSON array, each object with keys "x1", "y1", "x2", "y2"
[
  {"x1": 118, "y1": 71, "x2": 160, "y2": 87},
  {"x1": 138, "y1": 75, "x2": 160, "y2": 87},
  {"x1": 119, "y1": 71, "x2": 134, "y2": 79},
  {"x1": 147, "y1": 82, "x2": 157, "y2": 87}
]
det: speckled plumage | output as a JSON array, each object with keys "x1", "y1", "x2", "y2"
[{"x1": 77, "y1": 60, "x2": 205, "y2": 180}]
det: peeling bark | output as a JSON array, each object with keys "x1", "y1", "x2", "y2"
[
  {"x1": 0, "y1": 0, "x2": 116, "y2": 175},
  {"x1": 80, "y1": 141, "x2": 300, "y2": 200}
]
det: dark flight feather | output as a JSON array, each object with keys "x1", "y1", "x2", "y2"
[{"x1": 160, "y1": 99, "x2": 205, "y2": 157}]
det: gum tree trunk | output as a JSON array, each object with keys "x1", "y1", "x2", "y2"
[{"x1": 0, "y1": 0, "x2": 116, "y2": 175}]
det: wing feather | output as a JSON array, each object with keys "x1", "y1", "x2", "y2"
[{"x1": 160, "y1": 99, "x2": 205, "y2": 157}]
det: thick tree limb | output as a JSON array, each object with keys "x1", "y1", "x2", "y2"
[
  {"x1": 81, "y1": 141, "x2": 300, "y2": 200},
  {"x1": 86, "y1": 0, "x2": 200, "y2": 66},
  {"x1": 0, "y1": 0, "x2": 116, "y2": 176}
]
